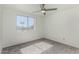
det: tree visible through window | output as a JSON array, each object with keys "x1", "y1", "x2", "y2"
[{"x1": 16, "y1": 16, "x2": 34, "y2": 30}]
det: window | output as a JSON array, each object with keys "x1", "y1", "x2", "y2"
[{"x1": 16, "y1": 15, "x2": 34, "y2": 30}]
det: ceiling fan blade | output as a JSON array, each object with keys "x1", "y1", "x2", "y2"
[{"x1": 45, "y1": 8, "x2": 57, "y2": 11}]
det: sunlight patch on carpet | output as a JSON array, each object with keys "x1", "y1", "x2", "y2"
[{"x1": 20, "y1": 42, "x2": 53, "y2": 54}]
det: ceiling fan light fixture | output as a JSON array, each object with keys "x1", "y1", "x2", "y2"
[{"x1": 41, "y1": 10, "x2": 46, "y2": 13}]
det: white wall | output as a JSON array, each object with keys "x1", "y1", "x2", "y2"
[
  {"x1": 44, "y1": 7, "x2": 79, "y2": 48},
  {"x1": 2, "y1": 8, "x2": 43, "y2": 48},
  {"x1": 0, "y1": 5, "x2": 2, "y2": 53}
]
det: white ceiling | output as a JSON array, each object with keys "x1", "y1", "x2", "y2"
[
  {"x1": 46, "y1": 4, "x2": 79, "y2": 11},
  {"x1": 3, "y1": 4, "x2": 40, "y2": 13},
  {"x1": 2, "y1": 4, "x2": 79, "y2": 15}
]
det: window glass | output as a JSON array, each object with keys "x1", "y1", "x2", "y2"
[
  {"x1": 28, "y1": 16, "x2": 34, "y2": 28},
  {"x1": 16, "y1": 15, "x2": 34, "y2": 30}
]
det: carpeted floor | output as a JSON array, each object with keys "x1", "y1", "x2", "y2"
[{"x1": 2, "y1": 38, "x2": 79, "y2": 54}]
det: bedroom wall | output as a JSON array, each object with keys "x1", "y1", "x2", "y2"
[
  {"x1": 2, "y1": 8, "x2": 44, "y2": 48},
  {"x1": 0, "y1": 5, "x2": 2, "y2": 53},
  {"x1": 44, "y1": 7, "x2": 79, "y2": 48}
]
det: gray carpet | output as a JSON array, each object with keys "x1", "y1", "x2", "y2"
[{"x1": 2, "y1": 38, "x2": 79, "y2": 54}]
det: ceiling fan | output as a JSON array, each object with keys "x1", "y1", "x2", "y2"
[{"x1": 34, "y1": 4, "x2": 57, "y2": 15}]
